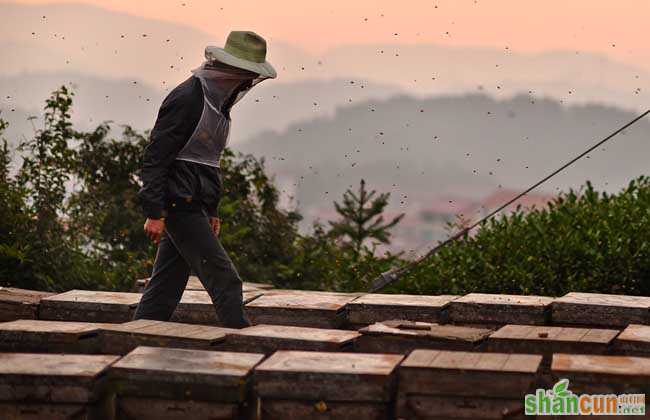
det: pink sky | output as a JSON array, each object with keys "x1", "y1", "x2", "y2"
[{"x1": 14, "y1": 0, "x2": 650, "y2": 69}]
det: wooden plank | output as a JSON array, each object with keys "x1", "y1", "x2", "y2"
[
  {"x1": 254, "y1": 350, "x2": 404, "y2": 402},
  {"x1": 355, "y1": 321, "x2": 493, "y2": 354},
  {"x1": 346, "y1": 294, "x2": 457, "y2": 325},
  {"x1": 551, "y1": 353, "x2": 650, "y2": 394},
  {"x1": 260, "y1": 399, "x2": 389, "y2": 420},
  {"x1": 399, "y1": 350, "x2": 541, "y2": 398},
  {"x1": 116, "y1": 397, "x2": 244, "y2": 420},
  {"x1": 110, "y1": 346, "x2": 264, "y2": 402},
  {"x1": 136, "y1": 276, "x2": 274, "y2": 293},
  {"x1": 170, "y1": 290, "x2": 263, "y2": 325},
  {"x1": 223, "y1": 324, "x2": 359, "y2": 354},
  {"x1": 613, "y1": 324, "x2": 650, "y2": 356},
  {"x1": 0, "y1": 319, "x2": 110, "y2": 353},
  {"x1": 0, "y1": 353, "x2": 119, "y2": 403},
  {"x1": 100, "y1": 320, "x2": 231, "y2": 355},
  {"x1": 552, "y1": 292, "x2": 650, "y2": 327},
  {"x1": 246, "y1": 290, "x2": 362, "y2": 328},
  {"x1": 487, "y1": 324, "x2": 619, "y2": 364},
  {"x1": 39, "y1": 290, "x2": 141, "y2": 323},
  {"x1": 396, "y1": 395, "x2": 526, "y2": 420},
  {"x1": 0, "y1": 287, "x2": 54, "y2": 321},
  {"x1": 448, "y1": 293, "x2": 553, "y2": 325}
]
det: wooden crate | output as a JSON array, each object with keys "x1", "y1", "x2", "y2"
[
  {"x1": 110, "y1": 346, "x2": 265, "y2": 419},
  {"x1": 448, "y1": 293, "x2": 553, "y2": 326},
  {"x1": 135, "y1": 276, "x2": 274, "y2": 293},
  {"x1": 397, "y1": 350, "x2": 541, "y2": 419},
  {"x1": 0, "y1": 287, "x2": 54, "y2": 321},
  {"x1": 552, "y1": 292, "x2": 650, "y2": 327},
  {"x1": 39, "y1": 289, "x2": 142, "y2": 323},
  {"x1": 245, "y1": 290, "x2": 362, "y2": 328},
  {"x1": 254, "y1": 350, "x2": 404, "y2": 419},
  {"x1": 551, "y1": 353, "x2": 650, "y2": 394},
  {"x1": 99, "y1": 319, "x2": 232, "y2": 355},
  {"x1": 346, "y1": 294, "x2": 457, "y2": 326},
  {"x1": 223, "y1": 324, "x2": 360, "y2": 354},
  {"x1": 170, "y1": 289, "x2": 263, "y2": 325},
  {"x1": 355, "y1": 320, "x2": 493, "y2": 354},
  {"x1": 613, "y1": 324, "x2": 650, "y2": 356},
  {"x1": 487, "y1": 324, "x2": 619, "y2": 368},
  {"x1": 0, "y1": 353, "x2": 119, "y2": 420},
  {"x1": 0, "y1": 319, "x2": 110, "y2": 354}
]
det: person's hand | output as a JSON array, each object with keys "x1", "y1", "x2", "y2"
[
  {"x1": 144, "y1": 218, "x2": 165, "y2": 244},
  {"x1": 210, "y1": 217, "x2": 221, "y2": 236}
]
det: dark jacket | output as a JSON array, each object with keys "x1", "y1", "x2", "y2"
[{"x1": 138, "y1": 76, "x2": 223, "y2": 219}]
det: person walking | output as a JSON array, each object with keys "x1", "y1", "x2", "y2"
[{"x1": 134, "y1": 31, "x2": 276, "y2": 328}]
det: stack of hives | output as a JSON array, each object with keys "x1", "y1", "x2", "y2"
[{"x1": 0, "y1": 283, "x2": 649, "y2": 419}]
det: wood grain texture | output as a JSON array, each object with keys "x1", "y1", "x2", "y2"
[
  {"x1": 0, "y1": 287, "x2": 54, "y2": 322},
  {"x1": 246, "y1": 290, "x2": 361, "y2": 328},
  {"x1": 254, "y1": 350, "x2": 403, "y2": 401},
  {"x1": 355, "y1": 321, "x2": 493, "y2": 354},
  {"x1": 39, "y1": 290, "x2": 141, "y2": 323},
  {"x1": 223, "y1": 324, "x2": 359, "y2": 354},
  {"x1": 136, "y1": 276, "x2": 274, "y2": 293},
  {"x1": 487, "y1": 324, "x2": 619, "y2": 363},
  {"x1": 399, "y1": 350, "x2": 541, "y2": 398},
  {"x1": 0, "y1": 320, "x2": 110, "y2": 353},
  {"x1": 0, "y1": 353, "x2": 119, "y2": 403},
  {"x1": 448, "y1": 293, "x2": 553, "y2": 325},
  {"x1": 552, "y1": 292, "x2": 650, "y2": 327},
  {"x1": 346, "y1": 294, "x2": 457, "y2": 325},
  {"x1": 99, "y1": 320, "x2": 231, "y2": 354},
  {"x1": 110, "y1": 346, "x2": 264, "y2": 402},
  {"x1": 170, "y1": 290, "x2": 263, "y2": 325},
  {"x1": 612, "y1": 324, "x2": 650, "y2": 356}
]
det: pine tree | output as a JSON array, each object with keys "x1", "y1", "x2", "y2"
[{"x1": 329, "y1": 179, "x2": 404, "y2": 259}]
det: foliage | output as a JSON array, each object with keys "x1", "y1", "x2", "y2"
[{"x1": 400, "y1": 177, "x2": 650, "y2": 297}]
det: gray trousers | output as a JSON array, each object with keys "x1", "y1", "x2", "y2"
[{"x1": 133, "y1": 210, "x2": 251, "y2": 328}]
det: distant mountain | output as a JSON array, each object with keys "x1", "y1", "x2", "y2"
[
  {"x1": 240, "y1": 93, "x2": 650, "y2": 218},
  {"x1": 1, "y1": 2, "x2": 648, "y2": 114}
]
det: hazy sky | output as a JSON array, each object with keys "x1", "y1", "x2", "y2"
[{"x1": 14, "y1": 0, "x2": 650, "y2": 70}]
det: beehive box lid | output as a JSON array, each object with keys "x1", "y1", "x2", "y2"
[
  {"x1": 41, "y1": 290, "x2": 141, "y2": 312},
  {"x1": 490, "y1": 324, "x2": 619, "y2": 344},
  {"x1": 232, "y1": 324, "x2": 359, "y2": 344},
  {"x1": 0, "y1": 319, "x2": 109, "y2": 335},
  {"x1": 614, "y1": 324, "x2": 650, "y2": 353},
  {"x1": 554, "y1": 292, "x2": 650, "y2": 308},
  {"x1": 255, "y1": 350, "x2": 403, "y2": 402},
  {"x1": 448, "y1": 293, "x2": 554, "y2": 325},
  {"x1": 176, "y1": 289, "x2": 262, "y2": 311},
  {"x1": 552, "y1": 293, "x2": 650, "y2": 327},
  {"x1": 403, "y1": 349, "x2": 541, "y2": 373},
  {"x1": 111, "y1": 346, "x2": 264, "y2": 387},
  {"x1": 349, "y1": 294, "x2": 457, "y2": 309},
  {"x1": 101, "y1": 319, "x2": 232, "y2": 341},
  {"x1": 246, "y1": 290, "x2": 361, "y2": 311},
  {"x1": 360, "y1": 320, "x2": 492, "y2": 344},
  {"x1": 0, "y1": 287, "x2": 54, "y2": 305},
  {"x1": 0, "y1": 353, "x2": 119, "y2": 403},
  {"x1": 551, "y1": 353, "x2": 650, "y2": 384}
]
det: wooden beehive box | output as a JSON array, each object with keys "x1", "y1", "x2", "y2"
[
  {"x1": 355, "y1": 320, "x2": 493, "y2": 354},
  {"x1": 551, "y1": 353, "x2": 650, "y2": 394},
  {"x1": 245, "y1": 290, "x2": 361, "y2": 329},
  {"x1": 136, "y1": 276, "x2": 274, "y2": 293},
  {"x1": 0, "y1": 353, "x2": 119, "y2": 419},
  {"x1": 39, "y1": 289, "x2": 142, "y2": 323},
  {"x1": 487, "y1": 324, "x2": 619, "y2": 368},
  {"x1": 170, "y1": 289, "x2": 263, "y2": 325},
  {"x1": 254, "y1": 350, "x2": 404, "y2": 419},
  {"x1": 99, "y1": 319, "x2": 232, "y2": 355},
  {"x1": 448, "y1": 293, "x2": 553, "y2": 326},
  {"x1": 0, "y1": 287, "x2": 54, "y2": 321},
  {"x1": 612, "y1": 324, "x2": 650, "y2": 357},
  {"x1": 223, "y1": 324, "x2": 360, "y2": 354},
  {"x1": 109, "y1": 346, "x2": 264, "y2": 419},
  {"x1": 552, "y1": 292, "x2": 650, "y2": 327},
  {"x1": 397, "y1": 350, "x2": 542, "y2": 420},
  {"x1": 346, "y1": 294, "x2": 457, "y2": 326},
  {"x1": 0, "y1": 320, "x2": 110, "y2": 354}
]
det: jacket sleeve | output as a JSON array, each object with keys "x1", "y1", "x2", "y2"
[{"x1": 137, "y1": 86, "x2": 195, "y2": 219}]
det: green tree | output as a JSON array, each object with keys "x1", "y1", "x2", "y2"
[{"x1": 329, "y1": 179, "x2": 404, "y2": 260}]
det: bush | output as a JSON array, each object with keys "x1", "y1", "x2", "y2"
[{"x1": 399, "y1": 177, "x2": 650, "y2": 297}]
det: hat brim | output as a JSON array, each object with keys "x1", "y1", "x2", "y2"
[{"x1": 205, "y1": 46, "x2": 277, "y2": 79}]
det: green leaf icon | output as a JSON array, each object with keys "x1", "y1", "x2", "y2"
[{"x1": 553, "y1": 379, "x2": 570, "y2": 397}]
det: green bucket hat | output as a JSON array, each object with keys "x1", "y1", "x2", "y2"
[{"x1": 205, "y1": 31, "x2": 277, "y2": 79}]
